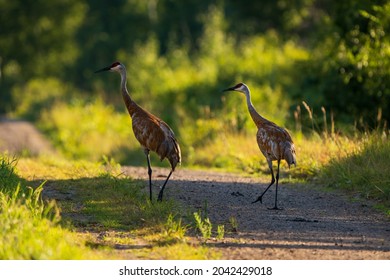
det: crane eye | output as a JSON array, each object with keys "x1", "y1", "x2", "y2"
[
  {"x1": 111, "y1": 62, "x2": 121, "y2": 68},
  {"x1": 235, "y1": 83, "x2": 244, "y2": 89}
]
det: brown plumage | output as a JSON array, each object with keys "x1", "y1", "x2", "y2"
[
  {"x1": 223, "y1": 83, "x2": 296, "y2": 210},
  {"x1": 95, "y1": 62, "x2": 181, "y2": 202}
]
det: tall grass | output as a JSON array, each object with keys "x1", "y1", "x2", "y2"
[
  {"x1": 0, "y1": 184, "x2": 88, "y2": 259},
  {"x1": 296, "y1": 102, "x2": 390, "y2": 208},
  {"x1": 0, "y1": 155, "x2": 97, "y2": 259},
  {"x1": 322, "y1": 133, "x2": 390, "y2": 207},
  {"x1": 0, "y1": 156, "x2": 21, "y2": 193}
]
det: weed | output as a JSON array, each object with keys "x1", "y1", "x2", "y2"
[
  {"x1": 216, "y1": 225, "x2": 225, "y2": 240},
  {"x1": 193, "y1": 211, "x2": 212, "y2": 241},
  {"x1": 302, "y1": 101, "x2": 314, "y2": 131},
  {"x1": 322, "y1": 133, "x2": 390, "y2": 209},
  {"x1": 163, "y1": 214, "x2": 187, "y2": 243},
  {"x1": 229, "y1": 216, "x2": 238, "y2": 233}
]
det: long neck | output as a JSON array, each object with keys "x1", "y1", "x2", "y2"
[
  {"x1": 243, "y1": 88, "x2": 268, "y2": 128},
  {"x1": 119, "y1": 69, "x2": 138, "y2": 117}
]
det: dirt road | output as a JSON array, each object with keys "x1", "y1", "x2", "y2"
[{"x1": 122, "y1": 166, "x2": 390, "y2": 260}]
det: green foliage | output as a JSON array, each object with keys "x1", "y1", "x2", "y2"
[
  {"x1": 0, "y1": 0, "x2": 86, "y2": 113},
  {"x1": 39, "y1": 98, "x2": 137, "y2": 161},
  {"x1": 11, "y1": 78, "x2": 71, "y2": 121},
  {"x1": 2, "y1": 0, "x2": 389, "y2": 129},
  {"x1": 293, "y1": 1, "x2": 390, "y2": 128}
]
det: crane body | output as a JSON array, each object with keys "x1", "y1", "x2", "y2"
[
  {"x1": 95, "y1": 62, "x2": 181, "y2": 202},
  {"x1": 223, "y1": 83, "x2": 296, "y2": 210}
]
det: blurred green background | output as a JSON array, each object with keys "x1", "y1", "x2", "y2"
[{"x1": 1, "y1": 0, "x2": 389, "y2": 165}]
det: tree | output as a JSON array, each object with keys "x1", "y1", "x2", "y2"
[{"x1": 292, "y1": 0, "x2": 390, "y2": 127}]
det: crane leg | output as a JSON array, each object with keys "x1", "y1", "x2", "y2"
[
  {"x1": 268, "y1": 160, "x2": 283, "y2": 210},
  {"x1": 157, "y1": 170, "x2": 173, "y2": 202},
  {"x1": 144, "y1": 149, "x2": 153, "y2": 202},
  {"x1": 252, "y1": 160, "x2": 275, "y2": 204}
]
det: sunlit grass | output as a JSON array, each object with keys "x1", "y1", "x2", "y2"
[
  {"x1": 321, "y1": 132, "x2": 390, "y2": 208},
  {"x1": 16, "y1": 155, "x2": 107, "y2": 180},
  {"x1": 0, "y1": 186, "x2": 98, "y2": 259},
  {"x1": 0, "y1": 155, "x2": 99, "y2": 259},
  {"x1": 187, "y1": 132, "x2": 260, "y2": 173},
  {"x1": 147, "y1": 243, "x2": 221, "y2": 260},
  {"x1": 292, "y1": 132, "x2": 361, "y2": 179},
  {"x1": 187, "y1": 129, "x2": 361, "y2": 179}
]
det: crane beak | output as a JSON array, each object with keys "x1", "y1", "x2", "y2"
[
  {"x1": 94, "y1": 66, "x2": 111, "y2": 73},
  {"x1": 222, "y1": 86, "x2": 235, "y2": 92}
]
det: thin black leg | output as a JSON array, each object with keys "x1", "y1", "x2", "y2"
[
  {"x1": 144, "y1": 149, "x2": 153, "y2": 201},
  {"x1": 157, "y1": 170, "x2": 173, "y2": 202},
  {"x1": 252, "y1": 160, "x2": 275, "y2": 204},
  {"x1": 268, "y1": 160, "x2": 283, "y2": 210}
]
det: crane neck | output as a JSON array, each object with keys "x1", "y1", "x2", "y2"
[
  {"x1": 243, "y1": 88, "x2": 268, "y2": 127},
  {"x1": 119, "y1": 68, "x2": 138, "y2": 117}
]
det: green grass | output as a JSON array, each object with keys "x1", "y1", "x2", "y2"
[
  {"x1": 0, "y1": 155, "x2": 98, "y2": 259},
  {"x1": 0, "y1": 156, "x2": 20, "y2": 192},
  {"x1": 0, "y1": 185, "x2": 96, "y2": 259},
  {"x1": 321, "y1": 133, "x2": 390, "y2": 209}
]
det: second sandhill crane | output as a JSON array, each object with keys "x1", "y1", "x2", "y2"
[
  {"x1": 95, "y1": 62, "x2": 181, "y2": 202},
  {"x1": 223, "y1": 83, "x2": 296, "y2": 210}
]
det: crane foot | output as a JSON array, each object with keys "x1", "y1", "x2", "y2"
[
  {"x1": 267, "y1": 206, "x2": 283, "y2": 210},
  {"x1": 251, "y1": 196, "x2": 263, "y2": 204}
]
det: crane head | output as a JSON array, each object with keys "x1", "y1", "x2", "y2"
[
  {"x1": 222, "y1": 83, "x2": 249, "y2": 94},
  {"x1": 95, "y1": 61, "x2": 124, "y2": 73}
]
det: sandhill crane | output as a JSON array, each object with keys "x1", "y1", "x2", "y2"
[
  {"x1": 95, "y1": 62, "x2": 181, "y2": 202},
  {"x1": 223, "y1": 83, "x2": 296, "y2": 210}
]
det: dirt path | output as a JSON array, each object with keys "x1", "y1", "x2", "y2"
[
  {"x1": 0, "y1": 118, "x2": 55, "y2": 155},
  {"x1": 122, "y1": 166, "x2": 390, "y2": 260}
]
